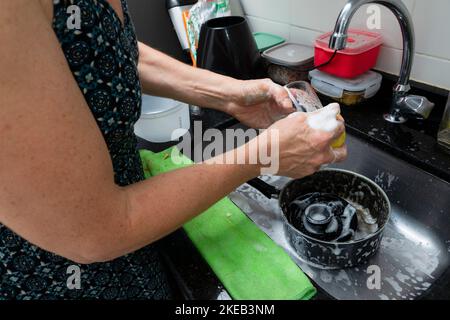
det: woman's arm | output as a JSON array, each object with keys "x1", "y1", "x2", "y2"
[
  {"x1": 0, "y1": 1, "x2": 345, "y2": 265},
  {"x1": 138, "y1": 42, "x2": 237, "y2": 113},
  {"x1": 0, "y1": 1, "x2": 261, "y2": 264},
  {"x1": 137, "y1": 42, "x2": 294, "y2": 129}
]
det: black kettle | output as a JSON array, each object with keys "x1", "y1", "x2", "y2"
[{"x1": 197, "y1": 16, "x2": 264, "y2": 80}]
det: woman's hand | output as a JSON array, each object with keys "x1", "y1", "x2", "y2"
[
  {"x1": 251, "y1": 104, "x2": 348, "y2": 179},
  {"x1": 226, "y1": 79, "x2": 295, "y2": 129}
]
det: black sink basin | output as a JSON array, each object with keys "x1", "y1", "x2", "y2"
[{"x1": 233, "y1": 133, "x2": 450, "y2": 300}]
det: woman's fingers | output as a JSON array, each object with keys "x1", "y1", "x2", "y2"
[{"x1": 269, "y1": 81, "x2": 295, "y2": 114}]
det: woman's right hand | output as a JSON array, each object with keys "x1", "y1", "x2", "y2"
[{"x1": 258, "y1": 104, "x2": 348, "y2": 179}]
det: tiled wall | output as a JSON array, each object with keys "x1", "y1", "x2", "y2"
[{"x1": 240, "y1": 0, "x2": 450, "y2": 90}]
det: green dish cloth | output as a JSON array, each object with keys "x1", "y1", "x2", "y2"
[{"x1": 140, "y1": 148, "x2": 316, "y2": 300}]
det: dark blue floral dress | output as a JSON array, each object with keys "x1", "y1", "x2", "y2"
[{"x1": 0, "y1": 0, "x2": 172, "y2": 300}]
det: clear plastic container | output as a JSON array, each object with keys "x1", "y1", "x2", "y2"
[
  {"x1": 135, "y1": 95, "x2": 191, "y2": 143},
  {"x1": 262, "y1": 43, "x2": 314, "y2": 85},
  {"x1": 438, "y1": 93, "x2": 450, "y2": 153},
  {"x1": 314, "y1": 29, "x2": 383, "y2": 79},
  {"x1": 285, "y1": 81, "x2": 323, "y2": 113},
  {"x1": 309, "y1": 69, "x2": 382, "y2": 106}
]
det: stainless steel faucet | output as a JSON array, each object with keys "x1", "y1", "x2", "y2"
[{"x1": 329, "y1": 0, "x2": 434, "y2": 123}]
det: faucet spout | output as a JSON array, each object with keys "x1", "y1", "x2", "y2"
[{"x1": 328, "y1": 0, "x2": 432, "y2": 123}]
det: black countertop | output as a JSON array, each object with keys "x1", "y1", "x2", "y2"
[
  {"x1": 334, "y1": 75, "x2": 450, "y2": 183},
  {"x1": 138, "y1": 74, "x2": 450, "y2": 300}
]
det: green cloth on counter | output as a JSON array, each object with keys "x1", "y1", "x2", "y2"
[{"x1": 139, "y1": 148, "x2": 316, "y2": 300}]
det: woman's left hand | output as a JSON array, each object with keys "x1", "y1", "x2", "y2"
[{"x1": 226, "y1": 79, "x2": 295, "y2": 129}]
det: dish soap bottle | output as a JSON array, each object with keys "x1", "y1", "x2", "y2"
[{"x1": 438, "y1": 93, "x2": 450, "y2": 153}]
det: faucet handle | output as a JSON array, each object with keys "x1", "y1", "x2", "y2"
[
  {"x1": 400, "y1": 95, "x2": 435, "y2": 119},
  {"x1": 385, "y1": 94, "x2": 435, "y2": 123}
]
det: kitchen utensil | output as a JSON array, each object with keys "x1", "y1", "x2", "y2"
[
  {"x1": 247, "y1": 169, "x2": 391, "y2": 269},
  {"x1": 197, "y1": 16, "x2": 264, "y2": 80},
  {"x1": 134, "y1": 95, "x2": 191, "y2": 143},
  {"x1": 262, "y1": 42, "x2": 314, "y2": 85},
  {"x1": 315, "y1": 29, "x2": 383, "y2": 79},
  {"x1": 140, "y1": 148, "x2": 317, "y2": 300},
  {"x1": 253, "y1": 32, "x2": 285, "y2": 52},
  {"x1": 309, "y1": 69, "x2": 382, "y2": 106},
  {"x1": 166, "y1": 0, "x2": 198, "y2": 51},
  {"x1": 289, "y1": 193, "x2": 358, "y2": 242},
  {"x1": 284, "y1": 87, "x2": 304, "y2": 112}
]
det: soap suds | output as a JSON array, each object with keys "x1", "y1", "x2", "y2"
[{"x1": 306, "y1": 103, "x2": 341, "y2": 132}]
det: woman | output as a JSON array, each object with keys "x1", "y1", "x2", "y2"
[{"x1": 0, "y1": 0, "x2": 347, "y2": 299}]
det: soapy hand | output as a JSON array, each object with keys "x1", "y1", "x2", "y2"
[
  {"x1": 306, "y1": 103, "x2": 347, "y2": 148},
  {"x1": 226, "y1": 79, "x2": 295, "y2": 129},
  {"x1": 261, "y1": 103, "x2": 347, "y2": 179}
]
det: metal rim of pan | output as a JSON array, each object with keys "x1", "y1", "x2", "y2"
[{"x1": 279, "y1": 168, "x2": 392, "y2": 246}]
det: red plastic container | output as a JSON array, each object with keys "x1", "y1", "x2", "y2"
[{"x1": 314, "y1": 29, "x2": 383, "y2": 79}]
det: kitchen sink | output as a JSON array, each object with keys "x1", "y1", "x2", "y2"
[{"x1": 230, "y1": 133, "x2": 450, "y2": 300}]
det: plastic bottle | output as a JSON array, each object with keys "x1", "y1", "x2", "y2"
[{"x1": 438, "y1": 93, "x2": 450, "y2": 153}]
